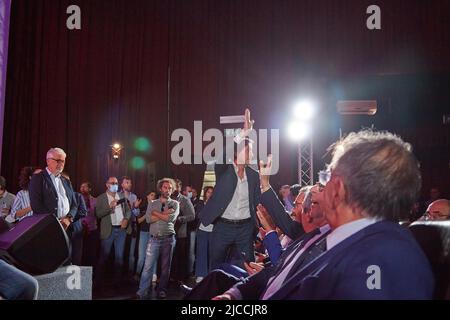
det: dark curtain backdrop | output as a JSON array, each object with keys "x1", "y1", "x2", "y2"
[{"x1": 3, "y1": 0, "x2": 450, "y2": 198}]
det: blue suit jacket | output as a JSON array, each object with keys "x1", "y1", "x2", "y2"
[
  {"x1": 29, "y1": 169, "x2": 83, "y2": 234},
  {"x1": 262, "y1": 231, "x2": 283, "y2": 265},
  {"x1": 260, "y1": 187, "x2": 305, "y2": 241},
  {"x1": 268, "y1": 220, "x2": 434, "y2": 300},
  {"x1": 236, "y1": 220, "x2": 434, "y2": 300},
  {"x1": 199, "y1": 163, "x2": 261, "y2": 227}
]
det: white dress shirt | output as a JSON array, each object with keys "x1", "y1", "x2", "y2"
[
  {"x1": 221, "y1": 164, "x2": 251, "y2": 220},
  {"x1": 46, "y1": 168, "x2": 70, "y2": 218},
  {"x1": 107, "y1": 192, "x2": 124, "y2": 226}
]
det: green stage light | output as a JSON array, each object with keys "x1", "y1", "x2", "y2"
[
  {"x1": 134, "y1": 137, "x2": 151, "y2": 152},
  {"x1": 131, "y1": 156, "x2": 145, "y2": 169}
]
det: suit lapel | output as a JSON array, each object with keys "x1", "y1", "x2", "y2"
[{"x1": 43, "y1": 170, "x2": 58, "y2": 198}]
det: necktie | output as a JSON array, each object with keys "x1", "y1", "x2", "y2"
[
  {"x1": 262, "y1": 229, "x2": 329, "y2": 299},
  {"x1": 283, "y1": 233, "x2": 328, "y2": 282}
]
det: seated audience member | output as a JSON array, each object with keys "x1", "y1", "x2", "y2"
[
  {"x1": 183, "y1": 184, "x2": 329, "y2": 297},
  {"x1": 0, "y1": 176, "x2": 16, "y2": 219},
  {"x1": 419, "y1": 199, "x2": 450, "y2": 221},
  {"x1": 0, "y1": 259, "x2": 38, "y2": 300},
  {"x1": 95, "y1": 176, "x2": 131, "y2": 289},
  {"x1": 278, "y1": 185, "x2": 294, "y2": 213},
  {"x1": 137, "y1": 178, "x2": 179, "y2": 299},
  {"x1": 186, "y1": 130, "x2": 434, "y2": 300},
  {"x1": 10, "y1": 167, "x2": 41, "y2": 221}
]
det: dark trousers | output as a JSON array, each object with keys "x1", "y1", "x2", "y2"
[
  {"x1": 82, "y1": 229, "x2": 100, "y2": 267},
  {"x1": 71, "y1": 231, "x2": 84, "y2": 266},
  {"x1": 195, "y1": 230, "x2": 212, "y2": 277},
  {"x1": 209, "y1": 219, "x2": 255, "y2": 270},
  {"x1": 171, "y1": 237, "x2": 189, "y2": 281},
  {"x1": 184, "y1": 269, "x2": 240, "y2": 300}
]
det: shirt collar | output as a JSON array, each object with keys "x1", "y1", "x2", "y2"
[
  {"x1": 326, "y1": 217, "x2": 379, "y2": 250},
  {"x1": 0, "y1": 191, "x2": 7, "y2": 199},
  {"x1": 46, "y1": 167, "x2": 60, "y2": 178},
  {"x1": 232, "y1": 162, "x2": 247, "y2": 181}
]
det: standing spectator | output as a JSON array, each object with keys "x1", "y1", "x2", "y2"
[
  {"x1": 194, "y1": 186, "x2": 214, "y2": 282},
  {"x1": 95, "y1": 176, "x2": 131, "y2": 289},
  {"x1": 200, "y1": 109, "x2": 261, "y2": 270},
  {"x1": 137, "y1": 178, "x2": 179, "y2": 299},
  {"x1": 119, "y1": 176, "x2": 142, "y2": 279},
  {"x1": 171, "y1": 179, "x2": 195, "y2": 284},
  {"x1": 9, "y1": 167, "x2": 41, "y2": 222},
  {"x1": 79, "y1": 181, "x2": 98, "y2": 267},
  {"x1": 29, "y1": 148, "x2": 82, "y2": 235},
  {"x1": 135, "y1": 190, "x2": 157, "y2": 281},
  {"x1": 0, "y1": 176, "x2": 16, "y2": 219}
]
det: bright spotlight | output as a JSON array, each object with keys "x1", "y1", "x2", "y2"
[
  {"x1": 288, "y1": 121, "x2": 311, "y2": 141},
  {"x1": 293, "y1": 100, "x2": 316, "y2": 121},
  {"x1": 113, "y1": 143, "x2": 121, "y2": 149}
]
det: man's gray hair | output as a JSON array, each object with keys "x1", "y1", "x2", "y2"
[
  {"x1": 328, "y1": 129, "x2": 421, "y2": 221},
  {"x1": 46, "y1": 147, "x2": 66, "y2": 159}
]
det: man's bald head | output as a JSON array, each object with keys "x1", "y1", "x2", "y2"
[{"x1": 427, "y1": 199, "x2": 450, "y2": 221}]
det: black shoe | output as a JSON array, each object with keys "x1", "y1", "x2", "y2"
[
  {"x1": 157, "y1": 291, "x2": 167, "y2": 299},
  {"x1": 180, "y1": 284, "x2": 192, "y2": 295}
]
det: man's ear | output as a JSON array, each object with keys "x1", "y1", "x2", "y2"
[{"x1": 335, "y1": 176, "x2": 347, "y2": 205}]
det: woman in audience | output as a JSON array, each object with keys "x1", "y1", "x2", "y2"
[
  {"x1": 10, "y1": 167, "x2": 41, "y2": 221},
  {"x1": 194, "y1": 186, "x2": 214, "y2": 283}
]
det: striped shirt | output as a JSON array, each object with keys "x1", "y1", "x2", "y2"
[{"x1": 11, "y1": 190, "x2": 33, "y2": 221}]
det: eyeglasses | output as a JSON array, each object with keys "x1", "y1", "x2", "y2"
[
  {"x1": 318, "y1": 170, "x2": 331, "y2": 186},
  {"x1": 48, "y1": 158, "x2": 66, "y2": 164}
]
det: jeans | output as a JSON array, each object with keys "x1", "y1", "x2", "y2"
[
  {"x1": 195, "y1": 229, "x2": 212, "y2": 277},
  {"x1": 128, "y1": 235, "x2": 138, "y2": 274},
  {"x1": 0, "y1": 259, "x2": 38, "y2": 300},
  {"x1": 136, "y1": 231, "x2": 150, "y2": 276},
  {"x1": 188, "y1": 230, "x2": 196, "y2": 275},
  {"x1": 137, "y1": 234, "x2": 176, "y2": 297},
  {"x1": 96, "y1": 227, "x2": 127, "y2": 285}
]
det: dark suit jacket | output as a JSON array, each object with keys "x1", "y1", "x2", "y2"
[
  {"x1": 199, "y1": 163, "x2": 261, "y2": 227},
  {"x1": 237, "y1": 220, "x2": 435, "y2": 300},
  {"x1": 29, "y1": 169, "x2": 82, "y2": 234},
  {"x1": 260, "y1": 187, "x2": 305, "y2": 241}
]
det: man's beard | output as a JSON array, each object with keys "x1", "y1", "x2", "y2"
[{"x1": 161, "y1": 192, "x2": 170, "y2": 198}]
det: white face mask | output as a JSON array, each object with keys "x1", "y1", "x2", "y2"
[
  {"x1": 187, "y1": 192, "x2": 193, "y2": 199},
  {"x1": 109, "y1": 184, "x2": 118, "y2": 193}
]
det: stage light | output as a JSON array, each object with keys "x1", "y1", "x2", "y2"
[
  {"x1": 111, "y1": 143, "x2": 122, "y2": 159},
  {"x1": 293, "y1": 100, "x2": 316, "y2": 121},
  {"x1": 131, "y1": 156, "x2": 145, "y2": 169},
  {"x1": 287, "y1": 121, "x2": 311, "y2": 141},
  {"x1": 134, "y1": 137, "x2": 151, "y2": 152}
]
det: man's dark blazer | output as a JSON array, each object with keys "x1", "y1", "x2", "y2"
[
  {"x1": 199, "y1": 161, "x2": 261, "y2": 227},
  {"x1": 260, "y1": 187, "x2": 305, "y2": 241},
  {"x1": 236, "y1": 220, "x2": 435, "y2": 300},
  {"x1": 29, "y1": 169, "x2": 82, "y2": 234}
]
